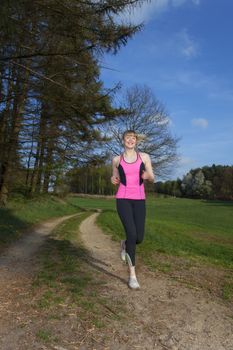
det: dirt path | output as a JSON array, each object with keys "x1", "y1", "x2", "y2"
[
  {"x1": 0, "y1": 213, "x2": 80, "y2": 350},
  {"x1": 80, "y1": 212, "x2": 233, "y2": 350},
  {"x1": 0, "y1": 211, "x2": 233, "y2": 350}
]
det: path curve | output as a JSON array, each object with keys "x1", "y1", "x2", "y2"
[
  {"x1": 0, "y1": 212, "x2": 81, "y2": 350},
  {"x1": 0, "y1": 212, "x2": 81, "y2": 292},
  {"x1": 80, "y1": 212, "x2": 233, "y2": 350},
  {"x1": 0, "y1": 213, "x2": 80, "y2": 278}
]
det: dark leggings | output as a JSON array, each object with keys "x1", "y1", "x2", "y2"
[{"x1": 116, "y1": 199, "x2": 146, "y2": 266}]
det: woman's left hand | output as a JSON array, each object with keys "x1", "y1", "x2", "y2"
[
  {"x1": 140, "y1": 153, "x2": 155, "y2": 182},
  {"x1": 141, "y1": 170, "x2": 150, "y2": 180}
]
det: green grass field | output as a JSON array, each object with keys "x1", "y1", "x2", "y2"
[
  {"x1": 67, "y1": 195, "x2": 233, "y2": 300},
  {"x1": 1, "y1": 194, "x2": 233, "y2": 269},
  {"x1": 1, "y1": 194, "x2": 233, "y2": 300},
  {"x1": 67, "y1": 195, "x2": 233, "y2": 269}
]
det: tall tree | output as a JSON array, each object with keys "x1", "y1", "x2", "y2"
[
  {"x1": 100, "y1": 84, "x2": 179, "y2": 177},
  {"x1": 0, "y1": 0, "x2": 147, "y2": 205}
]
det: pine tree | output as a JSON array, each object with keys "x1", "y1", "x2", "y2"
[{"x1": 0, "y1": 0, "x2": 146, "y2": 205}]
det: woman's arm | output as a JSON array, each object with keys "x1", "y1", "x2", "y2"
[
  {"x1": 111, "y1": 156, "x2": 120, "y2": 185},
  {"x1": 141, "y1": 153, "x2": 155, "y2": 182}
]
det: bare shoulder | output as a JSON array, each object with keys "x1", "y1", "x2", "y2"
[
  {"x1": 139, "y1": 152, "x2": 151, "y2": 163},
  {"x1": 112, "y1": 155, "x2": 120, "y2": 166}
]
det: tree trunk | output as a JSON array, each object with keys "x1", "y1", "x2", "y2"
[
  {"x1": 30, "y1": 110, "x2": 47, "y2": 194},
  {"x1": 0, "y1": 66, "x2": 30, "y2": 206},
  {"x1": 25, "y1": 116, "x2": 37, "y2": 188},
  {"x1": 43, "y1": 120, "x2": 57, "y2": 193},
  {"x1": 0, "y1": 65, "x2": 15, "y2": 192}
]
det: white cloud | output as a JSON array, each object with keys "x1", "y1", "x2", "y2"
[
  {"x1": 120, "y1": 1, "x2": 168, "y2": 24},
  {"x1": 119, "y1": 0, "x2": 200, "y2": 24},
  {"x1": 208, "y1": 90, "x2": 233, "y2": 102},
  {"x1": 173, "y1": 156, "x2": 197, "y2": 179},
  {"x1": 142, "y1": 28, "x2": 199, "y2": 61},
  {"x1": 193, "y1": 138, "x2": 233, "y2": 149},
  {"x1": 179, "y1": 156, "x2": 195, "y2": 165},
  {"x1": 191, "y1": 118, "x2": 208, "y2": 129},
  {"x1": 178, "y1": 29, "x2": 199, "y2": 58}
]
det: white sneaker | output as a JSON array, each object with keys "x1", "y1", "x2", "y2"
[
  {"x1": 120, "y1": 240, "x2": 126, "y2": 262},
  {"x1": 128, "y1": 276, "x2": 140, "y2": 290}
]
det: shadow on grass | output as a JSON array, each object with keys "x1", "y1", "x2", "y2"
[
  {"x1": 0, "y1": 207, "x2": 27, "y2": 245},
  {"x1": 38, "y1": 237, "x2": 127, "y2": 289},
  {"x1": 32, "y1": 234, "x2": 127, "y2": 327},
  {"x1": 202, "y1": 200, "x2": 233, "y2": 207}
]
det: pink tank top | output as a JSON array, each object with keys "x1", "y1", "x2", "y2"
[{"x1": 115, "y1": 153, "x2": 146, "y2": 200}]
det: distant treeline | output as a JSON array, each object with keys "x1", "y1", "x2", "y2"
[
  {"x1": 64, "y1": 164, "x2": 155, "y2": 196},
  {"x1": 66, "y1": 165, "x2": 114, "y2": 196},
  {"x1": 155, "y1": 165, "x2": 233, "y2": 200}
]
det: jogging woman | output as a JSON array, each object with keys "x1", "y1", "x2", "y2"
[{"x1": 111, "y1": 130, "x2": 154, "y2": 289}]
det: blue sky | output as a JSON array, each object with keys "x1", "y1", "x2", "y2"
[{"x1": 101, "y1": 0, "x2": 233, "y2": 180}]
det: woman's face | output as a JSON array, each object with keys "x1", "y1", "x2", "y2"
[{"x1": 123, "y1": 133, "x2": 137, "y2": 149}]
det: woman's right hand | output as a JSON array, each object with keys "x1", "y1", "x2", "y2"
[{"x1": 111, "y1": 176, "x2": 120, "y2": 185}]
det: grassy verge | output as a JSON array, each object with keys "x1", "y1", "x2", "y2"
[
  {"x1": 0, "y1": 194, "x2": 81, "y2": 247},
  {"x1": 31, "y1": 212, "x2": 125, "y2": 346}
]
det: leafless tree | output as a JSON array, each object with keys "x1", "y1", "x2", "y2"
[{"x1": 101, "y1": 84, "x2": 180, "y2": 178}]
